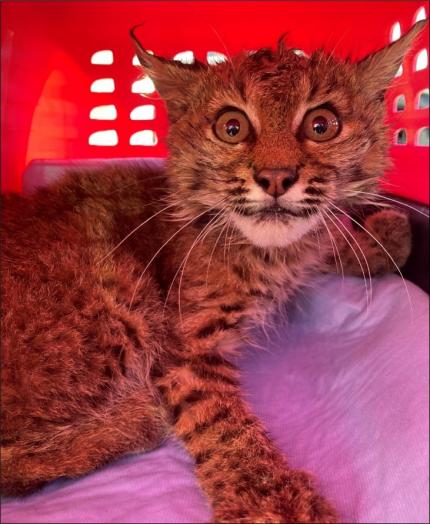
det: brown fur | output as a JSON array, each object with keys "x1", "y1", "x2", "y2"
[{"x1": 1, "y1": 21, "x2": 424, "y2": 523}]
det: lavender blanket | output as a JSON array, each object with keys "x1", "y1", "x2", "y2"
[{"x1": 2, "y1": 274, "x2": 429, "y2": 523}]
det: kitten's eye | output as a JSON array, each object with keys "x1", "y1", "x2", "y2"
[
  {"x1": 302, "y1": 108, "x2": 340, "y2": 142},
  {"x1": 214, "y1": 110, "x2": 250, "y2": 144}
]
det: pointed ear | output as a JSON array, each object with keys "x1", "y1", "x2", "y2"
[
  {"x1": 356, "y1": 19, "x2": 427, "y2": 98},
  {"x1": 129, "y1": 25, "x2": 207, "y2": 122}
]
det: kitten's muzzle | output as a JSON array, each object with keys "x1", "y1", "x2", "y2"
[{"x1": 254, "y1": 167, "x2": 298, "y2": 198}]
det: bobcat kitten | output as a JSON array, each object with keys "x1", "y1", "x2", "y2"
[{"x1": 1, "y1": 20, "x2": 424, "y2": 523}]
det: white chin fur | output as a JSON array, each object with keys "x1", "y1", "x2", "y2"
[{"x1": 231, "y1": 213, "x2": 320, "y2": 248}]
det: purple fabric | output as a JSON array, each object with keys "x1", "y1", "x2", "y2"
[{"x1": 2, "y1": 274, "x2": 429, "y2": 523}]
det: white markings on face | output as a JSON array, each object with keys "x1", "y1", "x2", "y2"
[
  {"x1": 231, "y1": 212, "x2": 321, "y2": 248},
  {"x1": 277, "y1": 181, "x2": 308, "y2": 204},
  {"x1": 246, "y1": 177, "x2": 310, "y2": 208}
]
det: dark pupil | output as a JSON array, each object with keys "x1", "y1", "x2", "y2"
[
  {"x1": 312, "y1": 116, "x2": 328, "y2": 134},
  {"x1": 225, "y1": 118, "x2": 240, "y2": 137}
]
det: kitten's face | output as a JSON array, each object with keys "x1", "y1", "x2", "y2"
[
  {"x1": 165, "y1": 50, "x2": 386, "y2": 248},
  {"x1": 133, "y1": 22, "x2": 425, "y2": 248}
]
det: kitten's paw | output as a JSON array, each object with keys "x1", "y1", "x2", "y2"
[
  {"x1": 213, "y1": 470, "x2": 337, "y2": 523},
  {"x1": 281, "y1": 469, "x2": 338, "y2": 523},
  {"x1": 363, "y1": 208, "x2": 412, "y2": 273}
]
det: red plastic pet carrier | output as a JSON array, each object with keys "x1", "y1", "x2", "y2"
[
  {"x1": 1, "y1": 5, "x2": 430, "y2": 524},
  {"x1": 1, "y1": 1, "x2": 429, "y2": 203}
]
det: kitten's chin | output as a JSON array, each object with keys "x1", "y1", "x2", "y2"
[{"x1": 231, "y1": 212, "x2": 320, "y2": 248}]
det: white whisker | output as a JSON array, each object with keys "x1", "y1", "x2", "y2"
[
  {"x1": 319, "y1": 211, "x2": 345, "y2": 283},
  {"x1": 174, "y1": 206, "x2": 228, "y2": 323},
  {"x1": 97, "y1": 202, "x2": 177, "y2": 264},
  {"x1": 324, "y1": 208, "x2": 373, "y2": 314},
  {"x1": 355, "y1": 191, "x2": 429, "y2": 218},
  {"x1": 205, "y1": 214, "x2": 230, "y2": 290},
  {"x1": 329, "y1": 202, "x2": 414, "y2": 318},
  {"x1": 128, "y1": 201, "x2": 226, "y2": 311}
]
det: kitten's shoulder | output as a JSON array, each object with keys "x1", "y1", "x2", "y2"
[
  {"x1": 52, "y1": 161, "x2": 166, "y2": 203},
  {"x1": 2, "y1": 161, "x2": 166, "y2": 220}
]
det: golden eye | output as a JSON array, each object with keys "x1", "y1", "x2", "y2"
[
  {"x1": 214, "y1": 110, "x2": 251, "y2": 144},
  {"x1": 302, "y1": 108, "x2": 340, "y2": 142}
]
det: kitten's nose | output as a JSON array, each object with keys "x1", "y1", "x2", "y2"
[{"x1": 254, "y1": 167, "x2": 298, "y2": 198}]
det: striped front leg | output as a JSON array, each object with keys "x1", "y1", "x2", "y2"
[{"x1": 157, "y1": 306, "x2": 337, "y2": 523}]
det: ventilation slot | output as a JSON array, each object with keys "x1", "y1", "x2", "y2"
[
  {"x1": 132, "y1": 77, "x2": 155, "y2": 94},
  {"x1": 417, "y1": 88, "x2": 429, "y2": 109},
  {"x1": 173, "y1": 51, "x2": 194, "y2": 64},
  {"x1": 91, "y1": 50, "x2": 114, "y2": 65},
  {"x1": 394, "y1": 95, "x2": 406, "y2": 112},
  {"x1": 129, "y1": 130, "x2": 158, "y2": 146},
  {"x1": 416, "y1": 128, "x2": 429, "y2": 146},
  {"x1": 130, "y1": 105, "x2": 156, "y2": 120},
  {"x1": 414, "y1": 6, "x2": 427, "y2": 23},
  {"x1": 390, "y1": 22, "x2": 401, "y2": 42},
  {"x1": 414, "y1": 49, "x2": 428, "y2": 71},
  {"x1": 90, "y1": 105, "x2": 117, "y2": 120},
  {"x1": 89, "y1": 130, "x2": 118, "y2": 146},
  {"x1": 394, "y1": 129, "x2": 407, "y2": 145},
  {"x1": 90, "y1": 78, "x2": 115, "y2": 93},
  {"x1": 207, "y1": 51, "x2": 228, "y2": 65}
]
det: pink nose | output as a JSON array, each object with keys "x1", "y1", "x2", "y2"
[{"x1": 254, "y1": 168, "x2": 298, "y2": 197}]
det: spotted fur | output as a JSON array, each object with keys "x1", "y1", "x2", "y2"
[{"x1": 1, "y1": 21, "x2": 425, "y2": 523}]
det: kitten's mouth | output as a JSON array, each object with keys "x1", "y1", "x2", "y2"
[{"x1": 256, "y1": 204, "x2": 313, "y2": 220}]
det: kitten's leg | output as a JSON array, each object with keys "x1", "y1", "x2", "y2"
[
  {"x1": 158, "y1": 311, "x2": 337, "y2": 523},
  {"x1": 1, "y1": 387, "x2": 168, "y2": 496},
  {"x1": 326, "y1": 208, "x2": 411, "y2": 277}
]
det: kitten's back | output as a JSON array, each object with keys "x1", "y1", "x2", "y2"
[{"x1": 1, "y1": 163, "x2": 170, "y2": 495}]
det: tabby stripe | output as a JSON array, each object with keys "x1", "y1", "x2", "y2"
[
  {"x1": 218, "y1": 417, "x2": 254, "y2": 443},
  {"x1": 182, "y1": 406, "x2": 231, "y2": 441},
  {"x1": 189, "y1": 180, "x2": 202, "y2": 191},
  {"x1": 196, "y1": 354, "x2": 236, "y2": 368},
  {"x1": 195, "y1": 449, "x2": 215, "y2": 465},
  {"x1": 190, "y1": 363, "x2": 239, "y2": 387},
  {"x1": 262, "y1": 251, "x2": 275, "y2": 265},
  {"x1": 308, "y1": 176, "x2": 326, "y2": 184},
  {"x1": 220, "y1": 302, "x2": 245, "y2": 313},
  {"x1": 234, "y1": 208, "x2": 255, "y2": 217},
  {"x1": 231, "y1": 198, "x2": 250, "y2": 206},
  {"x1": 302, "y1": 198, "x2": 321, "y2": 205},
  {"x1": 213, "y1": 480, "x2": 226, "y2": 491},
  {"x1": 225, "y1": 177, "x2": 245, "y2": 184},
  {"x1": 196, "y1": 318, "x2": 239, "y2": 339},
  {"x1": 305, "y1": 186, "x2": 324, "y2": 196},
  {"x1": 166, "y1": 353, "x2": 187, "y2": 370},
  {"x1": 258, "y1": 273, "x2": 272, "y2": 286},
  {"x1": 232, "y1": 264, "x2": 250, "y2": 282},
  {"x1": 310, "y1": 159, "x2": 337, "y2": 171},
  {"x1": 171, "y1": 389, "x2": 213, "y2": 423},
  {"x1": 307, "y1": 82, "x2": 320, "y2": 102},
  {"x1": 248, "y1": 288, "x2": 273, "y2": 299},
  {"x1": 227, "y1": 187, "x2": 249, "y2": 196},
  {"x1": 249, "y1": 248, "x2": 277, "y2": 266}
]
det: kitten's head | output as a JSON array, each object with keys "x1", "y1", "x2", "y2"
[{"x1": 132, "y1": 21, "x2": 426, "y2": 248}]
